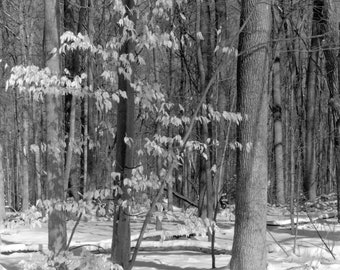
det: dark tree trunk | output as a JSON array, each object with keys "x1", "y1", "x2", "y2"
[
  {"x1": 196, "y1": 0, "x2": 214, "y2": 220},
  {"x1": 111, "y1": 1, "x2": 135, "y2": 268},
  {"x1": 230, "y1": 1, "x2": 271, "y2": 269},
  {"x1": 304, "y1": 0, "x2": 323, "y2": 201}
]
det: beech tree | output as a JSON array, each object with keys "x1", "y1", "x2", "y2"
[{"x1": 230, "y1": 1, "x2": 271, "y2": 269}]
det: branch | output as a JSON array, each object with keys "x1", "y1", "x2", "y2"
[{"x1": 164, "y1": 188, "x2": 198, "y2": 208}]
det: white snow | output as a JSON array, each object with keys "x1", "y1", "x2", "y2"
[{"x1": 1, "y1": 215, "x2": 340, "y2": 270}]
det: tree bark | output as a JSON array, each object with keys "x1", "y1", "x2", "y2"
[
  {"x1": 304, "y1": 0, "x2": 323, "y2": 201},
  {"x1": 196, "y1": 0, "x2": 214, "y2": 220},
  {"x1": 84, "y1": 0, "x2": 94, "y2": 192},
  {"x1": 272, "y1": 56, "x2": 285, "y2": 205},
  {"x1": 21, "y1": 109, "x2": 30, "y2": 210},
  {"x1": 78, "y1": 0, "x2": 88, "y2": 196},
  {"x1": 0, "y1": 144, "x2": 5, "y2": 225},
  {"x1": 19, "y1": 1, "x2": 30, "y2": 211},
  {"x1": 64, "y1": 95, "x2": 76, "y2": 196},
  {"x1": 111, "y1": 1, "x2": 135, "y2": 268},
  {"x1": 272, "y1": 4, "x2": 285, "y2": 205},
  {"x1": 230, "y1": 1, "x2": 271, "y2": 269},
  {"x1": 44, "y1": 0, "x2": 67, "y2": 254}
]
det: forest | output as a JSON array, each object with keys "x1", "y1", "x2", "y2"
[{"x1": 1, "y1": 0, "x2": 340, "y2": 270}]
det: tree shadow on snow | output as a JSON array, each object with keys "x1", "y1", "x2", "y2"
[
  {"x1": 268, "y1": 227, "x2": 340, "y2": 241},
  {"x1": 134, "y1": 260, "x2": 212, "y2": 270}
]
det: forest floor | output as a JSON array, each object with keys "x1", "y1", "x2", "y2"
[{"x1": 1, "y1": 203, "x2": 340, "y2": 270}]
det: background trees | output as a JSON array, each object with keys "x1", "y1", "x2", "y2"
[{"x1": 2, "y1": 0, "x2": 340, "y2": 268}]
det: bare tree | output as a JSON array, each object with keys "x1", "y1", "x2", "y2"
[{"x1": 230, "y1": 0, "x2": 271, "y2": 269}]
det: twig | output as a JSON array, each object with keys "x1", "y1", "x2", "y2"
[
  {"x1": 128, "y1": 178, "x2": 167, "y2": 270},
  {"x1": 267, "y1": 229, "x2": 289, "y2": 257},
  {"x1": 306, "y1": 209, "x2": 336, "y2": 260},
  {"x1": 66, "y1": 212, "x2": 83, "y2": 251},
  {"x1": 164, "y1": 188, "x2": 198, "y2": 207},
  {"x1": 69, "y1": 244, "x2": 107, "y2": 253}
]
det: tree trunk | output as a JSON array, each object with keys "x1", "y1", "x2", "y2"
[
  {"x1": 304, "y1": 0, "x2": 323, "y2": 201},
  {"x1": 272, "y1": 56, "x2": 285, "y2": 205},
  {"x1": 14, "y1": 90, "x2": 21, "y2": 210},
  {"x1": 22, "y1": 109, "x2": 30, "y2": 210},
  {"x1": 167, "y1": 20, "x2": 174, "y2": 211},
  {"x1": 111, "y1": 1, "x2": 135, "y2": 268},
  {"x1": 34, "y1": 127, "x2": 42, "y2": 200},
  {"x1": 78, "y1": 0, "x2": 88, "y2": 196},
  {"x1": 0, "y1": 144, "x2": 5, "y2": 225},
  {"x1": 64, "y1": 95, "x2": 76, "y2": 196},
  {"x1": 44, "y1": 0, "x2": 67, "y2": 254},
  {"x1": 84, "y1": 0, "x2": 94, "y2": 192},
  {"x1": 19, "y1": 0, "x2": 30, "y2": 211},
  {"x1": 272, "y1": 4, "x2": 285, "y2": 205},
  {"x1": 196, "y1": 0, "x2": 214, "y2": 221},
  {"x1": 230, "y1": 1, "x2": 270, "y2": 269}
]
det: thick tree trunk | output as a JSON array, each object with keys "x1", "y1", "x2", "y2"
[
  {"x1": 111, "y1": 1, "x2": 135, "y2": 268},
  {"x1": 44, "y1": 0, "x2": 67, "y2": 254},
  {"x1": 84, "y1": 0, "x2": 94, "y2": 191},
  {"x1": 304, "y1": 0, "x2": 323, "y2": 201},
  {"x1": 196, "y1": 0, "x2": 214, "y2": 220},
  {"x1": 230, "y1": 1, "x2": 270, "y2": 269},
  {"x1": 78, "y1": 0, "x2": 88, "y2": 196},
  {"x1": 167, "y1": 22, "x2": 174, "y2": 211},
  {"x1": 19, "y1": 1, "x2": 30, "y2": 211},
  {"x1": 14, "y1": 90, "x2": 21, "y2": 210}
]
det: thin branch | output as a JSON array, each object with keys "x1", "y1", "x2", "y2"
[
  {"x1": 306, "y1": 209, "x2": 336, "y2": 260},
  {"x1": 267, "y1": 229, "x2": 289, "y2": 257},
  {"x1": 66, "y1": 212, "x2": 83, "y2": 251}
]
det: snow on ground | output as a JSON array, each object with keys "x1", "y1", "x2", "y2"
[{"x1": 1, "y1": 213, "x2": 340, "y2": 270}]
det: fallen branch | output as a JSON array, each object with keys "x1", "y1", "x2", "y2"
[
  {"x1": 131, "y1": 240, "x2": 229, "y2": 255},
  {"x1": 0, "y1": 239, "x2": 229, "y2": 255}
]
